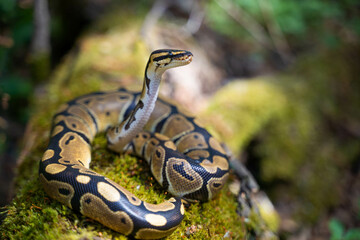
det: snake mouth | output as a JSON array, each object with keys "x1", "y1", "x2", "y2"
[{"x1": 172, "y1": 51, "x2": 193, "y2": 65}]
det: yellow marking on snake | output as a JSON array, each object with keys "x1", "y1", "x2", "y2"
[
  {"x1": 193, "y1": 118, "x2": 205, "y2": 128},
  {"x1": 42, "y1": 149, "x2": 54, "y2": 162},
  {"x1": 206, "y1": 173, "x2": 229, "y2": 200},
  {"x1": 145, "y1": 214, "x2": 167, "y2": 227},
  {"x1": 133, "y1": 132, "x2": 151, "y2": 155},
  {"x1": 145, "y1": 138, "x2": 160, "y2": 160},
  {"x1": 161, "y1": 114, "x2": 194, "y2": 139},
  {"x1": 154, "y1": 132, "x2": 169, "y2": 141},
  {"x1": 134, "y1": 226, "x2": 179, "y2": 239},
  {"x1": 186, "y1": 150, "x2": 210, "y2": 159},
  {"x1": 68, "y1": 105, "x2": 97, "y2": 136},
  {"x1": 58, "y1": 132, "x2": 91, "y2": 167},
  {"x1": 166, "y1": 158, "x2": 203, "y2": 196},
  {"x1": 176, "y1": 132, "x2": 208, "y2": 153},
  {"x1": 45, "y1": 163, "x2": 67, "y2": 174},
  {"x1": 76, "y1": 175, "x2": 91, "y2": 184},
  {"x1": 97, "y1": 182, "x2": 121, "y2": 202},
  {"x1": 55, "y1": 103, "x2": 69, "y2": 114},
  {"x1": 143, "y1": 201, "x2": 176, "y2": 212},
  {"x1": 77, "y1": 92, "x2": 134, "y2": 131},
  {"x1": 51, "y1": 125, "x2": 64, "y2": 137},
  {"x1": 151, "y1": 146, "x2": 166, "y2": 184},
  {"x1": 55, "y1": 115, "x2": 93, "y2": 140},
  {"x1": 80, "y1": 193, "x2": 133, "y2": 235},
  {"x1": 71, "y1": 165, "x2": 101, "y2": 176},
  {"x1": 180, "y1": 203, "x2": 185, "y2": 215},
  {"x1": 209, "y1": 137, "x2": 227, "y2": 155},
  {"x1": 164, "y1": 140, "x2": 176, "y2": 150},
  {"x1": 106, "y1": 178, "x2": 142, "y2": 206},
  {"x1": 200, "y1": 155, "x2": 229, "y2": 174},
  {"x1": 39, "y1": 174, "x2": 74, "y2": 208}
]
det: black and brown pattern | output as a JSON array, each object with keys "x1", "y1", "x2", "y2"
[{"x1": 39, "y1": 49, "x2": 229, "y2": 239}]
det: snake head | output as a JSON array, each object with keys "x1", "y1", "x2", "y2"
[{"x1": 149, "y1": 49, "x2": 193, "y2": 72}]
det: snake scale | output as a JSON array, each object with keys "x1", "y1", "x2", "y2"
[{"x1": 39, "y1": 49, "x2": 229, "y2": 239}]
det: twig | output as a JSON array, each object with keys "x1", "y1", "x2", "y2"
[
  {"x1": 185, "y1": 0, "x2": 205, "y2": 34},
  {"x1": 141, "y1": 0, "x2": 170, "y2": 44},
  {"x1": 31, "y1": 0, "x2": 50, "y2": 55},
  {"x1": 258, "y1": 0, "x2": 293, "y2": 63},
  {"x1": 214, "y1": 0, "x2": 273, "y2": 50}
]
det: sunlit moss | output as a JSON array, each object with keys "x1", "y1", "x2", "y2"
[{"x1": 202, "y1": 78, "x2": 288, "y2": 155}]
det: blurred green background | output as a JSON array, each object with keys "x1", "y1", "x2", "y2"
[{"x1": 0, "y1": 0, "x2": 359, "y2": 239}]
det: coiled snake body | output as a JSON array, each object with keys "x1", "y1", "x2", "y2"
[{"x1": 39, "y1": 49, "x2": 229, "y2": 239}]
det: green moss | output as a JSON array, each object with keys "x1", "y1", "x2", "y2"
[
  {"x1": 174, "y1": 182, "x2": 245, "y2": 239},
  {"x1": 203, "y1": 78, "x2": 288, "y2": 155}
]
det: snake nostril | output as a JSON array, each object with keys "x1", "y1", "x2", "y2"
[{"x1": 119, "y1": 95, "x2": 128, "y2": 100}]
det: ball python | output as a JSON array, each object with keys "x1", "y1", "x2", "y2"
[{"x1": 39, "y1": 49, "x2": 229, "y2": 239}]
